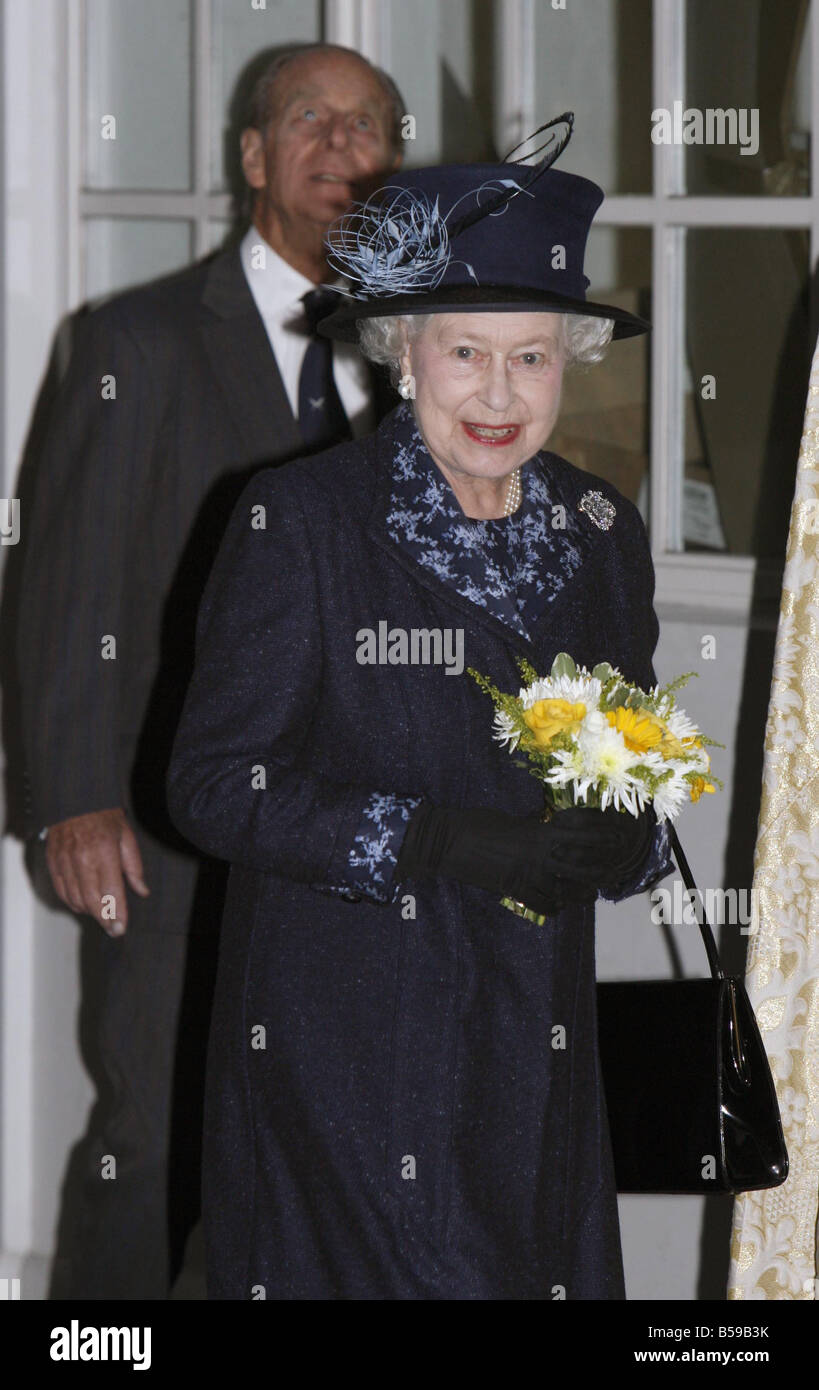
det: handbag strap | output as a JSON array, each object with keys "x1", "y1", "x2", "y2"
[{"x1": 668, "y1": 826, "x2": 725, "y2": 981}]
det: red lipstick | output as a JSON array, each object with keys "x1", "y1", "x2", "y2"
[{"x1": 461, "y1": 422, "x2": 522, "y2": 447}]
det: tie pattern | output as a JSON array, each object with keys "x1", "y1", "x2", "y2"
[{"x1": 298, "y1": 288, "x2": 351, "y2": 450}]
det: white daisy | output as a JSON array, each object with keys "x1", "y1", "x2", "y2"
[
  {"x1": 520, "y1": 673, "x2": 603, "y2": 710},
  {"x1": 492, "y1": 709, "x2": 522, "y2": 749},
  {"x1": 663, "y1": 706, "x2": 703, "y2": 747},
  {"x1": 576, "y1": 722, "x2": 643, "y2": 814},
  {"x1": 652, "y1": 771, "x2": 690, "y2": 821},
  {"x1": 542, "y1": 746, "x2": 596, "y2": 803}
]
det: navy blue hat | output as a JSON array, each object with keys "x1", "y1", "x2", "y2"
[{"x1": 319, "y1": 159, "x2": 649, "y2": 342}]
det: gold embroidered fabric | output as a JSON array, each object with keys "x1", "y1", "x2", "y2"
[{"x1": 727, "y1": 341, "x2": 819, "y2": 1301}]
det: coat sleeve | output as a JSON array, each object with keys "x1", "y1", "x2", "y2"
[
  {"x1": 17, "y1": 305, "x2": 159, "y2": 832},
  {"x1": 166, "y1": 467, "x2": 419, "y2": 904},
  {"x1": 596, "y1": 496, "x2": 674, "y2": 902}
]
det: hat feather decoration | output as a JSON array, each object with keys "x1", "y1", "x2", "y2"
[{"x1": 326, "y1": 114, "x2": 575, "y2": 299}]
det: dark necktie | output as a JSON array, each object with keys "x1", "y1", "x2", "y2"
[{"x1": 297, "y1": 288, "x2": 352, "y2": 450}]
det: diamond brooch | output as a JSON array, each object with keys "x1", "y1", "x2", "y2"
[{"x1": 578, "y1": 490, "x2": 616, "y2": 530}]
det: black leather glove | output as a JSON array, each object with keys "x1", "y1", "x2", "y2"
[
  {"x1": 395, "y1": 805, "x2": 583, "y2": 914},
  {"x1": 396, "y1": 802, "x2": 656, "y2": 913},
  {"x1": 540, "y1": 804, "x2": 657, "y2": 889}
]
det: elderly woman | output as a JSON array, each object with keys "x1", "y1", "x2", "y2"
[{"x1": 167, "y1": 155, "x2": 672, "y2": 1301}]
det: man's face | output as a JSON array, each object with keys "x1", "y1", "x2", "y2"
[{"x1": 242, "y1": 52, "x2": 400, "y2": 232}]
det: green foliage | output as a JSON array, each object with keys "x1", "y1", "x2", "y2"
[
  {"x1": 603, "y1": 680, "x2": 634, "y2": 709},
  {"x1": 657, "y1": 670, "x2": 697, "y2": 699},
  {"x1": 467, "y1": 667, "x2": 533, "y2": 748},
  {"x1": 467, "y1": 667, "x2": 502, "y2": 705},
  {"x1": 550, "y1": 652, "x2": 577, "y2": 680},
  {"x1": 516, "y1": 655, "x2": 540, "y2": 686}
]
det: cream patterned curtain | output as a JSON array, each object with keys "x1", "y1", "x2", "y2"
[{"x1": 727, "y1": 337, "x2": 819, "y2": 1300}]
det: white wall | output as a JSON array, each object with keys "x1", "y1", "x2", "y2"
[{"x1": 1, "y1": 0, "x2": 95, "y2": 1296}]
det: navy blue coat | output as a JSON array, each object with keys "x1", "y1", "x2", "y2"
[{"x1": 167, "y1": 402, "x2": 670, "y2": 1300}]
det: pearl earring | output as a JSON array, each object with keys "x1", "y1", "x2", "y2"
[{"x1": 398, "y1": 373, "x2": 415, "y2": 400}]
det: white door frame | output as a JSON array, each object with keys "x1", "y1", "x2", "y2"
[{"x1": 1, "y1": 0, "x2": 76, "y2": 1279}]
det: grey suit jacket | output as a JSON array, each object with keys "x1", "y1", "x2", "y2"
[{"x1": 17, "y1": 246, "x2": 392, "y2": 855}]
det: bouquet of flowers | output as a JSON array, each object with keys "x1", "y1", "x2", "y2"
[{"x1": 468, "y1": 652, "x2": 720, "y2": 921}]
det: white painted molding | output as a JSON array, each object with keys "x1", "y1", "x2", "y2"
[
  {"x1": 0, "y1": 1248, "x2": 50, "y2": 1301},
  {"x1": 323, "y1": 0, "x2": 391, "y2": 66},
  {"x1": 67, "y1": 0, "x2": 82, "y2": 308},
  {"x1": 323, "y1": 0, "x2": 361, "y2": 50},
  {"x1": 651, "y1": 0, "x2": 686, "y2": 557},
  {"x1": 654, "y1": 553, "x2": 783, "y2": 624},
  {"x1": 600, "y1": 195, "x2": 819, "y2": 227},
  {"x1": 79, "y1": 190, "x2": 232, "y2": 220},
  {"x1": 0, "y1": 842, "x2": 34, "y2": 1260},
  {"x1": 358, "y1": 0, "x2": 391, "y2": 67},
  {"x1": 2, "y1": 0, "x2": 75, "y2": 1264},
  {"x1": 192, "y1": 0, "x2": 213, "y2": 259},
  {"x1": 495, "y1": 0, "x2": 535, "y2": 159}
]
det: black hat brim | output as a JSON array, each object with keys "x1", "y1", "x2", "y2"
[{"x1": 318, "y1": 283, "x2": 650, "y2": 342}]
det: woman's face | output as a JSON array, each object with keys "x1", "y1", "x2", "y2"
[{"x1": 400, "y1": 312, "x2": 566, "y2": 487}]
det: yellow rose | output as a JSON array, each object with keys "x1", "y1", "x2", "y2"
[{"x1": 523, "y1": 699, "x2": 586, "y2": 747}]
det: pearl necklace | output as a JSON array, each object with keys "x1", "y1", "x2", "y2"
[{"x1": 503, "y1": 467, "x2": 522, "y2": 516}]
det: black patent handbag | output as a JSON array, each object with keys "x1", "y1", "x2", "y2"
[{"x1": 596, "y1": 828, "x2": 789, "y2": 1195}]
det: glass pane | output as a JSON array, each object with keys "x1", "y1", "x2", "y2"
[
  {"x1": 684, "y1": 0, "x2": 810, "y2": 195},
  {"x1": 84, "y1": 218, "x2": 193, "y2": 301},
  {"x1": 532, "y1": 0, "x2": 653, "y2": 193},
  {"x1": 206, "y1": 220, "x2": 232, "y2": 254},
  {"x1": 385, "y1": 0, "x2": 497, "y2": 166},
  {"x1": 548, "y1": 228, "x2": 652, "y2": 517},
  {"x1": 684, "y1": 228, "x2": 810, "y2": 557},
  {"x1": 84, "y1": 0, "x2": 192, "y2": 191},
  {"x1": 209, "y1": 0, "x2": 322, "y2": 192}
]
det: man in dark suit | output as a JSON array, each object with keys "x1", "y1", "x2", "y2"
[{"x1": 17, "y1": 41, "x2": 404, "y2": 1300}]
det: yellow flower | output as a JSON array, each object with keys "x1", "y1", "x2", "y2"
[
  {"x1": 687, "y1": 740, "x2": 709, "y2": 766},
  {"x1": 606, "y1": 706, "x2": 663, "y2": 752},
  {"x1": 606, "y1": 706, "x2": 687, "y2": 759},
  {"x1": 689, "y1": 776, "x2": 716, "y2": 803},
  {"x1": 523, "y1": 699, "x2": 586, "y2": 747}
]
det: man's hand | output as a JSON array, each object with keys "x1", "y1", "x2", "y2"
[{"x1": 44, "y1": 807, "x2": 150, "y2": 936}]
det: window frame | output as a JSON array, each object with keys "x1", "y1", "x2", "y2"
[
  {"x1": 496, "y1": 0, "x2": 818, "y2": 615},
  {"x1": 71, "y1": 0, "x2": 819, "y2": 614}
]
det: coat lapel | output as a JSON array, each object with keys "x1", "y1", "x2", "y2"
[
  {"x1": 521, "y1": 454, "x2": 614, "y2": 648},
  {"x1": 199, "y1": 248, "x2": 302, "y2": 464}
]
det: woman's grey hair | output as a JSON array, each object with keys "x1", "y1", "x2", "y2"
[{"x1": 357, "y1": 311, "x2": 614, "y2": 385}]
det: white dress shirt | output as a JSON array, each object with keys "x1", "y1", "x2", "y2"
[{"x1": 239, "y1": 227, "x2": 375, "y2": 439}]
